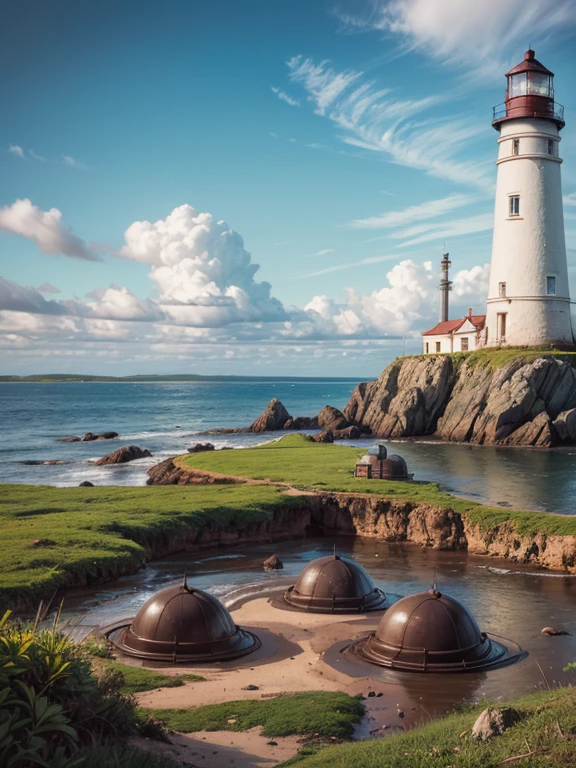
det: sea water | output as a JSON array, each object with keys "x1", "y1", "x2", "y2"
[{"x1": 2, "y1": 380, "x2": 576, "y2": 514}]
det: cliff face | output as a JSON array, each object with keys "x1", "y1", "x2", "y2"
[{"x1": 344, "y1": 355, "x2": 576, "y2": 447}]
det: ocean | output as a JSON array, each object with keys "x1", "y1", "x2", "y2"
[{"x1": 2, "y1": 379, "x2": 576, "y2": 515}]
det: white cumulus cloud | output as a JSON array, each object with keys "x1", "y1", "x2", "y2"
[{"x1": 118, "y1": 204, "x2": 287, "y2": 327}]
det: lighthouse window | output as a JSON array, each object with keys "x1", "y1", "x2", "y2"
[
  {"x1": 499, "y1": 282, "x2": 506, "y2": 297},
  {"x1": 509, "y1": 195, "x2": 520, "y2": 217},
  {"x1": 548, "y1": 139, "x2": 555, "y2": 156},
  {"x1": 547, "y1": 276, "x2": 556, "y2": 295},
  {"x1": 512, "y1": 139, "x2": 519, "y2": 155}
]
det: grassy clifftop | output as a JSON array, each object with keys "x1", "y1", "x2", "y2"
[
  {"x1": 401, "y1": 346, "x2": 576, "y2": 372},
  {"x1": 181, "y1": 434, "x2": 576, "y2": 536}
]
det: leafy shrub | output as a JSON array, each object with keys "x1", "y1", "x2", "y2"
[{"x1": 0, "y1": 607, "x2": 152, "y2": 767}]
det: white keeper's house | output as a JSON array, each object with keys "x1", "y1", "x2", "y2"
[{"x1": 422, "y1": 49, "x2": 573, "y2": 354}]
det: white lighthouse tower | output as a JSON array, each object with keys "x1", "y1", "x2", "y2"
[{"x1": 486, "y1": 49, "x2": 573, "y2": 347}]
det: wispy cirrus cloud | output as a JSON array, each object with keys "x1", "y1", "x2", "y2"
[
  {"x1": 0, "y1": 199, "x2": 101, "y2": 261},
  {"x1": 286, "y1": 56, "x2": 491, "y2": 188},
  {"x1": 313, "y1": 248, "x2": 336, "y2": 256},
  {"x1": 271, "y1": 86, "x2": 300, "y2": 107},
  {"x1": 395, "y1": 211, "x2": 493, "y2": 247},
  {"x1": 351, "y1": 193, "x2": 475, "y2": 229},
  {"x1": 298, "y1": 253, "x2": 401, "y2": 278},
  {"x1": 335, "y1": 0, "x2": 576, "y2": 76},
  {"x1": 8, "y1": 144, "x2": 24, "y2": 158}
]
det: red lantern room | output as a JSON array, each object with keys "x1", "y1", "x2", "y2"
[{"x1": 492, "y1": 50, "x2": 564, "y2": 130}]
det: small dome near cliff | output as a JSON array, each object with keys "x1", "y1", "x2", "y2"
[{"x1": 283, "y1": 554, "x2": 388, "y2": 613}]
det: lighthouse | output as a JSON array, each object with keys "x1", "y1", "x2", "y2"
[{"x1": 486, "y1": 50, "x2": 573, "y2": 347}]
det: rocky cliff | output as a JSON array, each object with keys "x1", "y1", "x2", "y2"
[{"x1": 344, "y1": 354, "x2": 576, "y2": 447}]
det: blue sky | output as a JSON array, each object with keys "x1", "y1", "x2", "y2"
[{"x1": 1, "y1": 0, "x2": 576, "y2": 376}]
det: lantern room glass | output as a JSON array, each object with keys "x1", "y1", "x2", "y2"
[{"x1": 508, "y1": 72, "x2": 553, "y2": 98}]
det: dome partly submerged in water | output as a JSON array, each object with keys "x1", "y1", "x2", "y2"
[
  {"x1": 282, "y1": 554, "x2": 388, "y2": 613},
  {"x1": 112, "y1": 579, "x2": 260, "y2": 663},
  {"x1": 348, "y1": 589, "x2": 518, "y2": 672}
]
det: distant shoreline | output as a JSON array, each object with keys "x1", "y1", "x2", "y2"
[{"x1": 0, "y1": 374, "x2": 363, "y2": 383}]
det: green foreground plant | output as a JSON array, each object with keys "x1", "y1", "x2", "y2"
[{"x1": 0, "y1": 608, "x2": 162, "y2": 768}]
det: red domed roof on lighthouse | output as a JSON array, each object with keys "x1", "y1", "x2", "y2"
[
  {"x1": 493, "y1": 49, "x2": 564, "y2": 131},
  {"x1": 506, "y1": 49, "x2": 554, "y2": 78}
]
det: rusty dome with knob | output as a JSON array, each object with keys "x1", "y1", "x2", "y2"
[
  {"x1": 348, "y1": 588, "x2": 523, "y2": 672},
  {"x1": 282, "y1": 554, "x2": 388, "y2": 613},
  {"x1": 111, "y1": 575, "x2": 260, "y2": 663}
]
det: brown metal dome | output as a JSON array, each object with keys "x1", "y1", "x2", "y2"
[
  {"x1": 283, "y1": 554, "x2": 388, "y2": 613},
  {"x1": 350, "y1": 589, "x2": 508, "y2": 672},
  {"x1": 113, "y1": 581, "x2": 260, "y2": 663},
  {"x1": 381, "y1": 454, "x2": 410, "y2": 480}
]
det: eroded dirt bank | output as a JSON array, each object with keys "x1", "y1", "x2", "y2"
[{"x1": 144, "y1": 462, "x2": 576, "y2": 573}]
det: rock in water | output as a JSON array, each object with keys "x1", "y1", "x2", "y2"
[
  {"x1": 188, "y1": 442, "x2": 215, "y2": 453},
  {"x1": 82, "y1": 432, "x2": 119, "y2": 441},
  {"x1": 263, "y1": 554, "x2": 283, "y2": 571},
  {"x1": 316, "y1": 405, "x2": 350, "y2": 431},
  {"x1": 541, "y1": 626, "x2": 570, "y2": 636},
  {"x1": 95, "y1": 446, "x2": 152, "y2": 465},
  {"x1": 471, "y1": 707, "x2": 520, "y2": 741},
  {"x1": 249, "y1": 398, "x2": 291, "y2": 432}
]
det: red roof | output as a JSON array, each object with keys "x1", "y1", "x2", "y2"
[
  {"x1": 422, "y1": 315, "x2": 485, "y2": 337},
  {"x1": 506, "y1": 49, "x2": 553, "y2": 78}
]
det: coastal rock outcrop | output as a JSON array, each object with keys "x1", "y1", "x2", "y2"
[
  {"x1": 343, "y1": 354, "x2": 576, "y2": 447},
  {"x1": 95, "y1": 446, "x2": 152, "y2": 465},
  {"x1": 249, "y1": 398, "x2": 291, "y2": 432},
  {"x1": 316, "y1": 405, "x2": 350, "y2": 432},
  {"x1": 187, "y1": 442, "x2": 215, "y2": 453},
  {"x1": 146, "y1": 457, "x2": 245, "y2": 485},
  {"x1": 58, "y1": 431, "x2": 119, "y2": 443}
]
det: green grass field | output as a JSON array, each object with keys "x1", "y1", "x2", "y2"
[
  {"x1": 278, "y1": 687, "x2": 576, "y2": 768},
  {"x1": 147, "y1": 691, "x2": 364, "y2": 738},
  {"x1": 0, "y1": 482, "x2": 302, "y2": 611},
  {"x1": 2, "y1": 435, "x2": 576, "y2": 612}
]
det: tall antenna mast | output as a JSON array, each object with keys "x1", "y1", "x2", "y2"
[{"x1": 440, "y1": 252, "x2": 452, "y2": 322}]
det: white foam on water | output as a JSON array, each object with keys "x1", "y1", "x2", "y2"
[{"x1": 478, "y1": 565, "x2": 576, "y2": 578}]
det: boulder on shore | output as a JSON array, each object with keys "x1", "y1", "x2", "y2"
[
  {"x1": 95, "y1": 446, "x2": 152, "y2": 465},
  {"x1": 249, "y1": 398, "x2": 291, "y2": 432},
  {"x1": 307, "y1": 429, "x2": 335, "y2": 444},
  {"x1": 187, "y1": 442, "x2": 215, "y2": 453},
  {"x1": 79, "y1": 481, "x2": 95, "y2": 487},
  {"x1": 471, "y1": 707, "x2": 520, "y2": 741}
]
